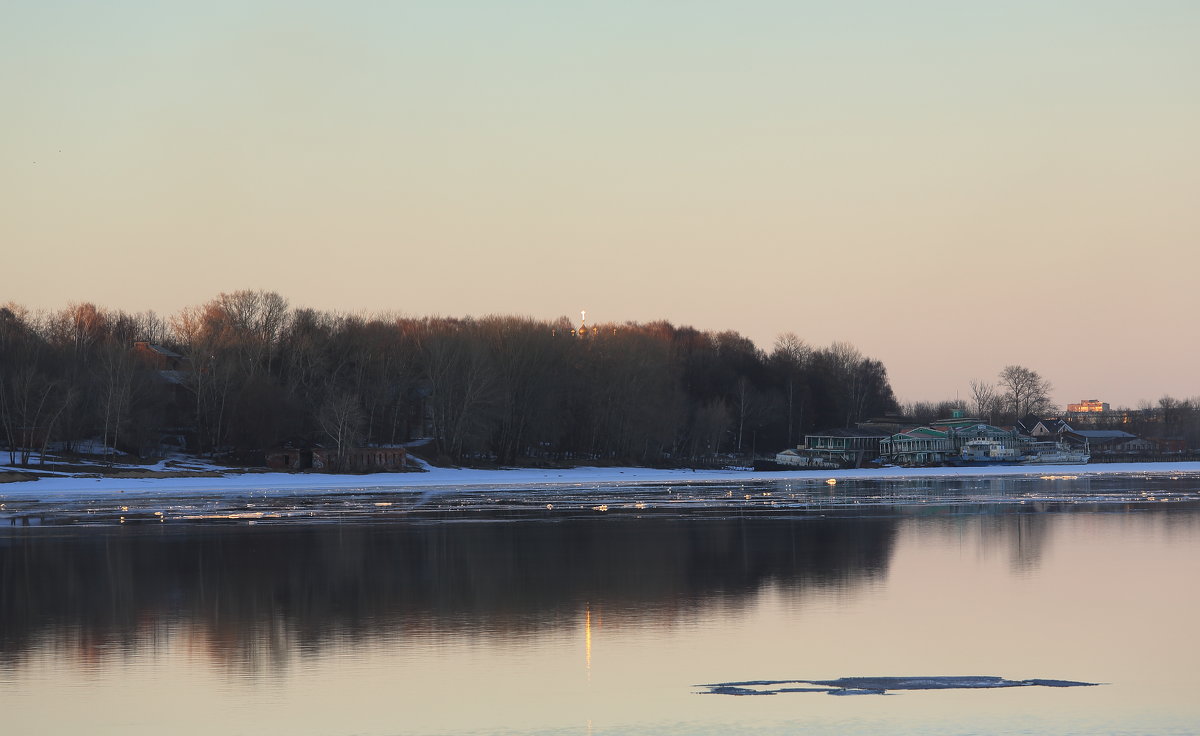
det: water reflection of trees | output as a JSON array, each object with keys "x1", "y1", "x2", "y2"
[
  {"x1": 899, "y1": 507, "x2": 1055, "y2": 571},
  {"x1": 898, "y1": 499, "x2": 1200, "y2": 573},
  {"x1": 0, "y1": 517, "x2": 896, "y2": 669}
]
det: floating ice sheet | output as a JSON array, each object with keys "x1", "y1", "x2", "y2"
[
  {"x1": 4, "y1": 465, "x2": 1200, "y2": 526},
  {"x1": 696, "y1": 676, "x2": 1100, "y2": 696}
]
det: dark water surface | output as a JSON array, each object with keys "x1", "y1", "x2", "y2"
[{"x1": 3, "y1": 475, "x2": 1200, "y2": 734}]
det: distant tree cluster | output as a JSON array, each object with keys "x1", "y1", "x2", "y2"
[
  {"x1": 899, "y1": 365, "x2": 1056, "y2": 426},
  {"x1": 963, "y1": 365, "x2": 1056, "y2": 424},
  {"x1": 0, "y1": 291, "x2": 899, "y2": 467},
  {"x1": 1079, "y1": 396, "x2": 1200, "y2": 448},
  {"x1": 902, "y1": 366, "x2": 1057, "y2": 426},
  {"x1": 911, "y1": 365, "x2": 1200, "y2": 448},
  {"x1": 899, "y1": 399, "x2": 968, "y2": 426}
]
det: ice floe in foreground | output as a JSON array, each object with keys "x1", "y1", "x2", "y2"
[{"x1": 697, "y1": 676, "x2": 1100, "y2": 696}]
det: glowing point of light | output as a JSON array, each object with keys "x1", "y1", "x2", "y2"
[{"x1": 826, "y1": 479, "x2": 837, "y2": 486}]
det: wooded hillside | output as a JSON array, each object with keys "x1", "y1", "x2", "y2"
[{"x1": 0, "y1": 291, "x2": 899, "y2": 466}]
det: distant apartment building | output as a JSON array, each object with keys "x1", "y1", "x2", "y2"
[{"x1": 1067, "y1": 399, "x2": 1109, "y2": 413}]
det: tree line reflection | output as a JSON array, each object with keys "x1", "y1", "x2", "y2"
[{"x1": 0, "y1": 517, "x2": 896, "y2": 669}]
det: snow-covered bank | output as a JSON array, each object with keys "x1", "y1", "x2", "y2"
[{"x1": 3, "y1": 461, "x2": 1200, "y2": 501}]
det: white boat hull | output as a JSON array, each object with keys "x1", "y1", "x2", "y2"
[{"x1": 1019, "y1": 452, "x2": 1090, "y2": 465}]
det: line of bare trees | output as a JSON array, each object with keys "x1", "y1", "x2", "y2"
[
  {"x1": 902, "y1": 365, "x2": 1200, "y2": 447},
  {"x1": 901, "y1": 365, "x2": 1057, "y2": 426},
  {"x1": 1115, "y1": 397, "x2": 1200, "y2": 446},
  {"x1": 1, "y1": 291, "x2": 899, "y2": 466}
]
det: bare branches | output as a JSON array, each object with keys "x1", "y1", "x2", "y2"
[
  {"x1": 0, "y1": 295, "x2": 907, "y2": 466},
  {"x1": 998, "y1": 365, "x2": 1055, "y2": 420},
  {"x1": 969, "y1": 380, "x2": 999, "y2": 421}
]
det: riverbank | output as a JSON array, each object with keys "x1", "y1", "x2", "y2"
[{"x1": 3, "y1": 458, "x2": 1200, "y2": 501}]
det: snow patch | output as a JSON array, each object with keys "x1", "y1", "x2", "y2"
[{"x1": 1, "y1": 460, "x2": 1199, "y2": 502}]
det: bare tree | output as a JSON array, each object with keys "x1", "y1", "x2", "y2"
[
  {"x1": 969, "y1": 380, "x2": 999, "y2": 421},
  {"x1": 97, "y1": 341, "x2": 136, "y2": 462},
  {"x1": 317, "y1": 391, "x2": 365, "y2": 468},
  {"x1": 198, "y1": 290, "x2": 290, "y2": 378},
  {"x1": 771, "y1": 333, "x2": 810, "y2": 446},
  {"x1": 732, "y1": 375, "x2": 771, "y2": 453},
  {"x1": 171, "y1": 305, "x2": 239, "y2": 453},
  {"x1": 997, "y1": 365, "x2": 1054, "y2": 421},
  {"x1": 825, "y1": 341, "x2": 866, "y2": 426},
  {"x1": 420, "y1": 319, "x2": 496, "y2": 462},
  {"x1": 690, "y1": 399, "x2": 730, "y2": 457},
  {"x1": 902, "y1": 399, "x2": 965, "y2": 424}
]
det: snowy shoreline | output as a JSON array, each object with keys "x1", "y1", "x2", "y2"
[{"x1": 4, "y1": 460, "x2": 1200, "y2": 500}]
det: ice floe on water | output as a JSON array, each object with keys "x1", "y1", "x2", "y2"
[
  {"x1": 696, "y1": 676, "x2": 1101, "y2": 696},
  {"x1": 4, "y1": 462, "x2": 1200, "y2": 526},
  {"x1": 4, "y1": 460, "x2": 1200, "y2": 496}
]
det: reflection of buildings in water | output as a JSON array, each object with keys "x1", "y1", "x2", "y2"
[
  {"x1": 978, "y1": 512, "x2": 1053, "y2": 572},
  {"x1": 975, "y1": 476, "x2": 1023, "y2": 496},
  {"x1": 856, "y1": 474, "x2": 1130, "y2": 573},
  {"x1": 762, "y1": 474, "x2": 1096, "y2": 506},
  {"x1": 900, "y1": 504, "x2": 1055, "y2": 573}
]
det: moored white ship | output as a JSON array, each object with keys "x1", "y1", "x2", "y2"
[
  {"x1": 1019, "y1": 441, "x2": 1090, "y2": 465},
  {"x1": 952, "y1": 439, "x2": 1024, "y2": 466}
]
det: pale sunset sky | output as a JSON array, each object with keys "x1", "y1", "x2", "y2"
[{"x1": 4, "y1": 1, "x2": 1198, "y2": 409}]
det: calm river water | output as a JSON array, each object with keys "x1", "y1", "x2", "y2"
[{"x1": 3, "y1": 474, "x2": 1200, "y2": 734}]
